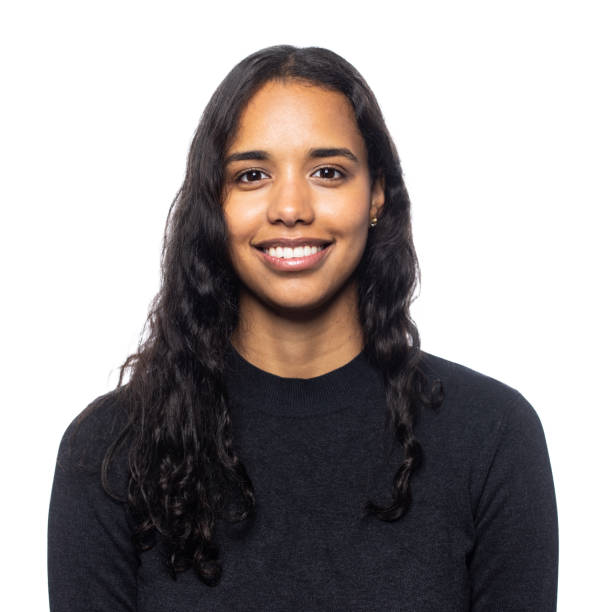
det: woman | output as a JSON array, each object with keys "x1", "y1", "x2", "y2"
[{"x1": 48, "y1": 45, "x2": 558, "y2": 611}]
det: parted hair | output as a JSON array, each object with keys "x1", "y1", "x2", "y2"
[{"x1": 94, "y1": 44, "x2": 443, "y2": 586}]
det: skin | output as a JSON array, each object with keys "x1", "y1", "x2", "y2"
[{"x1": 222, "y1": 79, "x2": 384, "y2": 378}]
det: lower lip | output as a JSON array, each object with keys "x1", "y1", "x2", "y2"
[{"x1": 255, "y1": 244, "x2": 333, "y2": 271}]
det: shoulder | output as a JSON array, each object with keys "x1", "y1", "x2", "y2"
[
  {"x1": 419, "y1": 351, "x2": 522, "y2": 404},
  {"x1": 416, "y1": 350, "x2": 545, "y2": 454},
  {"x1": 413, "y1": 352, "x2": 552, "y2": 516},
  {"x1": 55, "y1": 387, "x2": 131, "y2": 477}
]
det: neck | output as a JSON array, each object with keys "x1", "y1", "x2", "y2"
[{"x1": 230, "y1": 282, "x2": 364, "y2": 379}]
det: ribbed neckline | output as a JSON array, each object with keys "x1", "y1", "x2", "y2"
[{"x1": 224, "y1": 342, "x2": 382, "y2": 418}]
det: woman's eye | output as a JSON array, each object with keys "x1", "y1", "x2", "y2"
[
  {"x1": 237, "y1": 169, "x2": 269, "y2": 183},
  {"x1": 235, "y1": 167, "x2": 344, "y2": 184},
  {"x1": 313, "y1": 167, "x2": 344, "y2": 180}
]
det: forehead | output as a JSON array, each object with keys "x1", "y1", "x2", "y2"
[{"x1": 228, "y1": 80, "x2": 366, "y2": 156}]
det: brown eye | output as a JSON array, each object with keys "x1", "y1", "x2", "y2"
[
  {"x1": 313, "y1": 167, "x2": 344, "y2": 180},
  {"x1": 237, "y1": 169, "x2": 270, "y2": 183}
]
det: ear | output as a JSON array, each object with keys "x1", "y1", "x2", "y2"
[{"x1": 370, "y1": 174, "x2": 385, "y2": 219}]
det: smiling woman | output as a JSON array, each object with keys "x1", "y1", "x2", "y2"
[
  {"x1": 47, "y1": 45, "x2": 558, "y2": 611},
  {"x1": 222, "y1": 80, "x2": 384, "y2": 372}
]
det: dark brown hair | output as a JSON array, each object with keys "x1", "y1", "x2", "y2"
[{"x1": 94, "y1": 44, "x2": 443, "y2": 586}]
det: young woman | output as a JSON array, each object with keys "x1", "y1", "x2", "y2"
[{"x1": 48, "y1": 45, "x2": 558, "y2": 611}]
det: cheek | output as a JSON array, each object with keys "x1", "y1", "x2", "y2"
[
  {"x1": 318, "y1": 186, "x2": 370, "y2": 236},
  {"x1": 223, "y1": 200, "x2": 257, "y2": 247}
]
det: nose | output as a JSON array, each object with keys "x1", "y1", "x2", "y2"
[{"x1": 266, "y1": 168, "x2": 315, "y2": 227}]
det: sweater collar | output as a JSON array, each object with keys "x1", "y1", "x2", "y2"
[{"x1": 223, "y1": 342, "x2": 382, "y2": 418}]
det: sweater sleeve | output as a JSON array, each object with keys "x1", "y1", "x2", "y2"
[
  {"x1": 47, "y1": 410, "x2": 138, "y2": 612},
  {"x1": 468, "y1": 392, "x2": 559, "y2": 610}
]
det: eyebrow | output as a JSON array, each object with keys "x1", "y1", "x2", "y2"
[{"x1": 224, "y1": 147, "x2": 359, "y2": 166}]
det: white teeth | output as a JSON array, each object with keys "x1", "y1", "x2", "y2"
[{"x1": 263, "y1": 245, "x2": 325, "y2": 258}]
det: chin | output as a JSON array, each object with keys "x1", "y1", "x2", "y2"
[{"x1": 262, "y1": 293, "x2": 332, "y2": 317}]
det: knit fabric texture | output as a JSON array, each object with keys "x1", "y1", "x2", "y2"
[{"x1": 48, "y1": 346, "x2": 559, "y2": 611}]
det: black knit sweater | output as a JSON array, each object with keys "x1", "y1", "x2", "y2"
[{"x1": 48, "y1": 346, "x2": 558, "y2": 611}]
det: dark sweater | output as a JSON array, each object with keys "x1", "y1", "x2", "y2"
[{"x1": 48, "y1": 346, "x2": 558, "y2": 611}]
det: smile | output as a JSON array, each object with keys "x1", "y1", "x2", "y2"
[
  {"x1": 254, "y1": 243, "x2": 333, "y2": 271},
  {"x1": 261, "y1": 245, "x2": 327, "y2": 258}
]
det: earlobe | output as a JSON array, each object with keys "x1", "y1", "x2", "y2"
[{"x1": 370, "y1": 175, "x2": 385, "y2": 218}]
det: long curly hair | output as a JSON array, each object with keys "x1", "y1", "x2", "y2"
[{"x1": 96, "y1": 44, "x2": 443, "y2": 587}]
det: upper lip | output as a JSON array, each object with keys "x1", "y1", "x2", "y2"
[{"x1": 253, "y1": 237, "x2": 333, "y2": 249}]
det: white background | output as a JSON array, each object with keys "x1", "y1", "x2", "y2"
[{"x1": 1, "y1": 1, "x2": 610, "y2": 609}]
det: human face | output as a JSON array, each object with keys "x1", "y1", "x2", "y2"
[{"x1": 222, "y1": 79, "x2": 384, "y2": 316}]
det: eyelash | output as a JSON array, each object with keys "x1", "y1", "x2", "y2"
[{"x1": 235, "y1": 166, "x2": 346, "y2": 184}]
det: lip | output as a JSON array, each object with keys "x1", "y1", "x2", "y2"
[{"x1": 254, "y1": 243, "x2": 333, "y2": 271}]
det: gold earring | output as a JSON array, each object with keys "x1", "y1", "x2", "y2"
[{"x1": 369, "y1": 217, "x2": 378, "y2": 228}]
